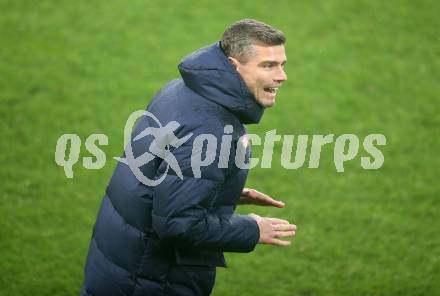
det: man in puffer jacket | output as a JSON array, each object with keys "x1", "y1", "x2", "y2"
[{"x1": 80, "y1": 19, "x2": 296, "y2": 296}]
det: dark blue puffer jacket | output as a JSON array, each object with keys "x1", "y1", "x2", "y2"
[{"x1": 80, "y1": 42, "x2": 264, "y2": 296}]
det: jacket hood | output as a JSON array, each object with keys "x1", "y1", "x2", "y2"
[{"x1": 178, "y1": 42, "x2": 264, "y2": 124}]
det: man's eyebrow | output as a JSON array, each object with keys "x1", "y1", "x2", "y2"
[{"x1": 259, "y1": 60, "x2": 287, "y2": 66}]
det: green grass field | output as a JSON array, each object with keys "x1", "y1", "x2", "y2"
[{"x1": 1, "y1": 0, "x2": 439, "y2": 295}]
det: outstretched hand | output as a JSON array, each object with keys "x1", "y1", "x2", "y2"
[
  {"x1": 249, "y1": 213, "x2": 296, "y2": 246},
  {"x1": 238, "y1": 188, "x2": 285, "y2": 208}
]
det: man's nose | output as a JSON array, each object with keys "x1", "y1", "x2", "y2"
[{"x1": 275, "y1": 66, "x2": 287, "y2": 82}]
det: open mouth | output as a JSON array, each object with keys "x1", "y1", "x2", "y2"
[{"x1": 264, "y1": 87, "x2": 278, "y2": 94}]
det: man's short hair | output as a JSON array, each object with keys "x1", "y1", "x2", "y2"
[{"x1": 220, "y1": 19, "x2": 286, "y2": 63}]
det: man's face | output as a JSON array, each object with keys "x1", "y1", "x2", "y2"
[{"x1": 229, "y1": 43, "x2": 287, "y2": 108}]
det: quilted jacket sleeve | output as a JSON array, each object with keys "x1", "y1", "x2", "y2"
[{"x1": 151, "y1": 124, "x2": 260, "y2": 253}]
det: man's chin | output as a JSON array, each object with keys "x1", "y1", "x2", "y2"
[
  {"x1": 262, "y1": 98, "x2": 276, "y2": 108},
  {"x1": 255, "y1": 96, "x2": 276, "y2": 108}
]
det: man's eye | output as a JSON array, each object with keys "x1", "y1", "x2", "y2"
[{"x1": 263, "y1": 64, "x2": 272, "y2": 69}]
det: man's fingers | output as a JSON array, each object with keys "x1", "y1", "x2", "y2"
[
  {"x1": 273, "y1": 223, "x2": 297, "y2": 232},
  {"x1": 274, "y1": 230, "x2": 296, "y2": 238},
  {"x1": 265, "y1": 198, "x2": 285, "y2": 208},
  {"x1": 248, "y1": 189, "x2": 268, "y2": 199},
  {"x1": 251, "y1": 190, "x2": 278, "y2": 200},
  {"x1": 269, "y1": 238, "x2": 291, "y2": 246},
  {"x1": 249, "y1": 189, "x2": 285, "y2": 208},
  {"x1": 266, "y1": 217, "x2": 290, "y2": 225},
  {"x1": 241, "y1": 188, "x2": 286, "y2": 208}
]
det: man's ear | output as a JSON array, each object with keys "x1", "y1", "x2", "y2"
[{"x1": 228, "y1": 57, "x2": 240, "y2": 70}]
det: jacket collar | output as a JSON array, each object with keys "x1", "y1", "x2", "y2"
[{"x1": 178, "y1": 42, "x2": 265, "y2": 124}]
